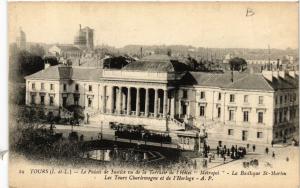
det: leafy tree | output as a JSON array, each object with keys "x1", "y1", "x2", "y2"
[{"x1": 229, "y1": 57, "x2": 247, "y2": 71}]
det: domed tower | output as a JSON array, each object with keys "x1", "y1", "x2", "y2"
[
  {"x1": 74, "y1": 24, "x2": 94, "y2": 50},
  {"x1": 16, "y1": 27, "x2": 26, "y2": 50},
  {"x1": 74, "y1": 24, "x2": 87, "y2": 49}
]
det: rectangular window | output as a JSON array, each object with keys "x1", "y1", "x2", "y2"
[
  {"x1": 284, "y1": 109, "x2": 287, "y2": 122},
  {"x1": 88, "y1": 98, "x2": 92, "y2": 107},
  {"x1": 200, "y1": 106, "x2": 205, "y2": 117},
  {"x1": 31, "y1": 95, "x2": 35, "y2": 104},
  {"x1": 279, "y1": 111, "x2": 283, "y2": 123},
  {"x1": 50, "y1": 84, "x2": 54, "y2": 90},
  {"x1": 229, "y1": 110, "x2": 235, "y2": 121},
  {"x1": 32, "y1": 83, "x2": 35, "y2": 90},
  {"x1": 217, "y1": 107, "x2": 221, "y2": 118},
  {"x1": 284, "y1": 95, "x2": 288, "y2": 103},
  {"x1": 63, "y1": 84, "x2": 67, "y2": 91},
  {"x1": 275, "y1": 96, "x2": 278, "y2": 104},
  {"x1": 218, "y1": 93, "x2": 222, "y2": 100},
  {"x1": 258, "y1": 112, "x2": 264, "y2": 123},
  {"x1": 243, "y1": 111, "x2": 249, "y2": 122},
  {"x1": 74, "y1": 97, "x2": 79, "y2": 105},
  {"x1": 293, "y1": 94, "x2": 296, "y2": 102},
  {"x1": 62, "y1": 97, "x2": 67, "y2": 107},
  {"x1": 244, "y1": 95, "x2": 248, "y2": 103},
  {"x1": 182, "y1": 90, "x2": 188, "y2": 99},
  {"x1": 89, "y1": 85, "x2": 92, "y2": 92},
  {"x1": 49, "y1": 96, "x2": 54, "y2": 106},
  {"x1": 200, "y1": 91, "x2": 205, "y2": 99},
  {"x1": 257, "y1": 132, "x2": 263, "y2": 138},
  {"x1": 75, "y1": 84, "x2": 79, "y2": 91},
  {"x1": 290, "y1": 94, "x2": 293, "y2": 102},
  {"x1": 40, "y1": 96, "x2": 44, "y2": 105},
  {"x1": 274, "y1": 111, "x2": 278, "y2": 123},
  {"x1": 228, "y1": 129, "x2": 234, "y2": 136},
  {"x1": 230, "y1": 94, "x2": 235, "y2": 103},
  {"x1": 41, "y1": 83, "x2": 44, "y2": 90},
  {"x1": 259, "y1": 96, "x2": 264, "y2": 105},
  {"x1": 280, "y1": 96, "x2": 283, "y2": 104}
]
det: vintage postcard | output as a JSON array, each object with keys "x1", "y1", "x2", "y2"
[{"x1": 7, "y1": 2, "x2": 299, "y2": 188}]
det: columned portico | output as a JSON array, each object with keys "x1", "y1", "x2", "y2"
[
  {"x1": 101, "y1": 85, "x2": 106, "y2": 113},
  {"x1": 163, "y1": 89, "x2": 168, "y2": 118},
  {"x1": 154, "y1": 89, "x2": 158, "y2": 117},
  {"x1": 117, "y1": 86, "x2": 122, "y2": 114},
  {"x1": 136, "y1": 87, "x2": 140, "y2": 116},
  {"x1": 145, "y1": 88, "x2": 149, "y2": 117},
  {"x1": 127, "y1": 87, "x2": 131, "y2": 115}
]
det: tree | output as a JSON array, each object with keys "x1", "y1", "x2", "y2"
[{"x1": 229, "y1": 57, "x2": 247, "y2": 71}]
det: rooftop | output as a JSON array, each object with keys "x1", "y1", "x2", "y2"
[
  {"x1": 122, "y1": 54, "x2": 190, "y2": 72},
  {"x1": 181, "y1": 71, "x2": 298, "y2": 91},
  {"x1": 25, "y1": 65, "x2": 102, "y2": 81},
  {"x1": 52, "y1": 44, "x2": 82, "y2": 52}
]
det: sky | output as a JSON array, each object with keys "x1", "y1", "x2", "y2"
[{"x1": 8, "y1": 2, "x2": 299, "y2": 49}]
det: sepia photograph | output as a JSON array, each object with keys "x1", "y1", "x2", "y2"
[{"x1": 7, "y1": 1, "x2": 299, "y2": 188}]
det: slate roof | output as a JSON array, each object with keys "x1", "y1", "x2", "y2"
[
  {"x1": 25, "y1": 64, "x2": 298, "y2": 92},
  {"x1": 122, "y1": 54, "x2": 190, "y2": 72},
  {"x1": 181, "y1": 71, "x2": 298, "y2": 91},
  {"x1": 25, "y1": 65, "x2": 103, "y2": 81},
  {"x1": 55, "y1": 45, "x2": 82, "y2": 52}
]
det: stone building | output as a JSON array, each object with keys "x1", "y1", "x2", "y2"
[
  {"x1": 74, "y1": 24, "x2": 94, "y2": 50},
  {"x1": 25, "y1": 54, "x2": 299, "y2": 147}
]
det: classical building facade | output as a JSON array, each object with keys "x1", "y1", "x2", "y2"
[{"x1": 25, "y1": 54, "x2": 299, "y2": 147}]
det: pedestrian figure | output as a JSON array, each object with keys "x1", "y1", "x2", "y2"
[
  {"x1": 272, "y1": 151, "x2": 275, "y2": 159},
  {"x1": 223, "y1": 156, "x2": 226, "y2": 164},
  {"x1": 217, "y1": 146, "x2": 220, "y2": 155},
  {"x1": 207, "y1": 145, "x2": 210, "y2": 153},
  {"x1": 265, "y1": 147, "x2": 269, "y2": 155},
  {"x1": 252, "y1": 145, "x2": 256, "y2": 152},
  {"x1": 231, "y1": 145, "x2": 235, "y2": 153},
  {"x1": 286, "y1": 157, "x2": 289, "y2": 162},
  {"x1": 271, "y1": 140, "x2": 274, "y2": 147}
]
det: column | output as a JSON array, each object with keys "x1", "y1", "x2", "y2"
[
  {"x1": 136, "y1": 87, "x2": 140, "y2": 116},
  {"x1": 110, "y1": 86, "x2": 114, "y2": 113},
  {"x1": 127, "y1": 87, "x2": 131, "y2": 115},
  {"x1": 122, "y1": 90, "x2": 126, "y2": 112},
  {"x1": 101, "y1": 85, "x2": 106, "y2": 113},
  {"x1": 163, "y1": 89, "x2": 168, "y2": 118},
  {"x1": 117, "y1": 87, "x2": 122, "y2": 114},
  {"x1": 154, "y1": 89, "x2": 158, "y2": 117},
  {"x1": 145, "y1": 88, "x2": 149, "y2": 116},
  {"x1": 170, "y1": 90, "x2": 175, "y2": 118}
]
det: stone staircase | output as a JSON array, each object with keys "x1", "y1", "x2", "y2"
[
  {"x1": 167, "y1": 116, "x2": 185, "y2": 130},
  {"x1": 59, "y1": 106, "x2": 73, "y2": 119}
]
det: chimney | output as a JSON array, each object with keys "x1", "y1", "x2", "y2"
[
  {"x1": 288, "y1": 71, "x2": 295, "y2": 78},
  {"x1": 262, "y1": 70, "x2": 273, "y2": 82},
  {"x1": 272, "y1": 71, "x2": 279, "y2": 79},
  {"x1": 278, "y1": 71, "x2": 286, "y2": 79},
  {"x1": 44, "y1": 62, "x2": 50, "y2": 69},
  {"x1": 140, "y1": 47, "x2": 143, "y2": 58}
]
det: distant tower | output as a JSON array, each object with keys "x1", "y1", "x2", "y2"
[
  {"x1": 74, "y1": 24, "x2": 94, "y2": 50},
  {"x1": 16, "y1": 27, "x2": 26, "y2": 50}
]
